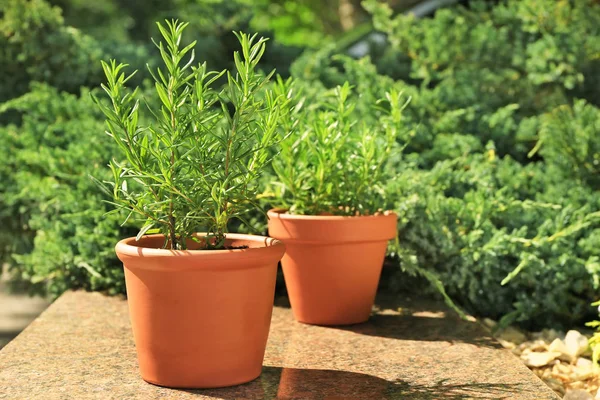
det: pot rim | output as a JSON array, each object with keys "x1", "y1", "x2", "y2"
[
  {"x1": 267, "y1": 208, "x2": 397, "y2": 221},
  {"x1": 115, "y1": 232, "x2": 284, "y2": 260}
]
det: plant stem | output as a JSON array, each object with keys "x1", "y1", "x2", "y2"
[
  {"x1": 169, "y1": 80, "x2": 177, "y2": 249},
  {"x1": 169, "y1": 152, "x2": 177, "y2": 249}
]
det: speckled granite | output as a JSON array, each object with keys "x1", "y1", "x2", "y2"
[{"x1": 0, "y1": 291, "x2": 558, "y2": 399}]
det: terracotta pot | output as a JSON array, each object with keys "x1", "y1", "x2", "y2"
[
  {"x1": 115, "y1": 233, "x2": 285, "y2": 388},
  {"x1": 267, "y1": 209, "x2": 397, "y2": 325}
]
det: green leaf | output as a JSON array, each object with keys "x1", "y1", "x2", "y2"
[{"x1": 136, "y1": 222, "x2": 155, "y2": 242}]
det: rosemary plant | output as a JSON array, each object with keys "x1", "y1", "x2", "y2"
[
  {"x1": 271, "y1": 81, "x2": 409, "y2": 215},
  {"x1": 94, "y1": 20, "x2": 293, "y2": 249}
]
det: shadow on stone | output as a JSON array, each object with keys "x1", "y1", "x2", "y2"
[
  {"x1": 332, "y1": 313, "x2": 501, "y2": 348},
  {"x1": 273, "y1": 291, "x2": 493, "y2": 347},
  {"x1": 0, "y1": 330, "x2": 22, "y2": 349},
  {"x1": 176, "y1": 366, "x2": 526, "y2": 399}
]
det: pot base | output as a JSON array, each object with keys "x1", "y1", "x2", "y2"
[
  {"x1": 295, "y1": 316, "x2": 370, "y2": 326},
  {"x1": 141, "y1": 369, "x2": 262, "y2": 389}
]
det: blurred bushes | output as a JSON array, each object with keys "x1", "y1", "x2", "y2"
[{"x1": 0, "y1": 0, "x2": 103, "y2": 102}]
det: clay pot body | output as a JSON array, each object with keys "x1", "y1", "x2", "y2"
[
  {"x1": 267, "y1": 209, "x2": 397, "y2": 325},
  {"x1": 115, "y1": 233, "x2": 285, "y2": 388}
]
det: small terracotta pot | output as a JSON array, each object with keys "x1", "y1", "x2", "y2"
[
  {"x1": 267, "y1": 209, "x2": 397, "y2": 326},
  {"x1": 115, "y1": 233, "x2": 285, "y2": 388}
]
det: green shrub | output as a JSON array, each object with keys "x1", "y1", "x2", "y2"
[
  {"x1": 95, "y1": 21, "x2": 294, "y2": 249},
  {"x1": 50, "y1": 0, "x2": 305, "y2": 78},
  {"x1": 366, "y1": 0, "x2": 600, "y2": 97},
  {"x1": 0, "y1": 83, "x2": 133, "y2": 296},
  {"x1": 0, "y1": 0, "x2": 139, "y2": 283},
  {"x1": 271, "y1": 80, "x2": 407, "y2": 215},
  {"x1": 388, "y1": 154, "x2": 600, "y2": 329},
  {"x1": 361, "y1": 0, "x2": 600, "y2": 159},
  {"x1": 285, "y1": 0, "x2": 600, "y2": 328},
  {"x1": 536, "y1": 100, "x2": 600, "y2": 189},
  {"x1": 0, "y1": 0, "x2": 104, "y2": 102}
]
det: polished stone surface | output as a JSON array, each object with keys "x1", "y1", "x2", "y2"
[{"x1": 0, "y1": 291, "x2": 558, "y2": 399}]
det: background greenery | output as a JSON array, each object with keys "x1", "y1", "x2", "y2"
[{"x1": 1, "y1": 0, "x2": 599, "y2": 330}]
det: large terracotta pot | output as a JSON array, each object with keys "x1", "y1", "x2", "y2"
[
  {"x1": 115, "y1": 233, "x2": 285, "y2": 388},
  {"x1": 267, "y1": 209, "x2": 397, "y2": 325}
]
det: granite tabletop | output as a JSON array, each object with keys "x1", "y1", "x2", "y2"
[{"x1": 0, "y1": 291, "x2": 559, "y2": 399}]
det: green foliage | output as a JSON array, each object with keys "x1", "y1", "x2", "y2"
[
  {"x1": 0, "y1": 0, "x2": 104, "y2": 102},
  {"x1": 388, "y1": 154, "x2": 600, "y2": 329},
  {"x1": 0, "y1": 0, "x2": 303, "y2": 295},
  {"x1": 536, "y1": 100, "x2": 600, "y2": 189},
  {"x1": 249, "y1": 0, "x2": 349, "y2": 47},
  {"x1": 51, "y1": 0, "x2": 252, "y2": 43},
  {"x1": 48, "y1": 0, "x2": 133, "y2": 43},
  {"x1": 0, "y1": 83, "x2": 132, "y2": 297},
  {"x1": 360, "y1": 0, "x2": 600, "y2": 161},
  {"x1": 3, "y1": 0, "x2": 600, "y2": 331},
  {"x1": 284, "y1": 0, "x2": 600, "y2": 328},
  {"x1": 587, "y1": 301, "x2": 600, "y2": 365},
  {"x1": 48, "y1": 0, "x2": 305, "y2": 78},
  {"x1": 365, "y1": 0, "x2": 600, "y2": 94},
  {"x1": 95, "y1": 20, "x2": 293, "y2": 249},
  {"x1": 271, "y1": 81, "x2": 407, "y2": 215}
]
